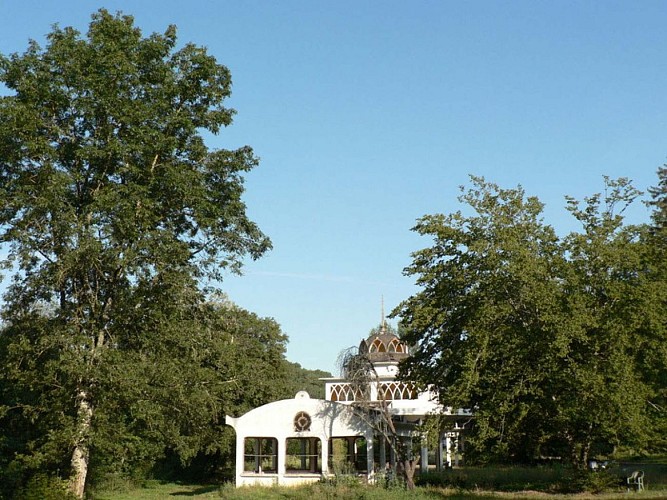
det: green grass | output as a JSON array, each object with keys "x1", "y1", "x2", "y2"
[
  {"x1": 92, "y1": 481, "x2": 667, "y2": 499},
  {"x1": 91, "y1": 480, "x2": 221, "y2": 499},
  {"x1": 91, "y1": 458, "x2": 667, "y2": 499},
  {"x1": 417, "y1": 461, "x2": 667, "y2": 494},
  {"x1": 418, "y1": 466, "x2": 571, "y2": 492}
]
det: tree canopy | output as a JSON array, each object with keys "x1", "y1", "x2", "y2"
[
  {"x1": 649, "y1": 165, "x2": 667, "y2": 232},
  {"x1": 396, "y1": 176, "x2": 667, "y2": 466},
  {"x1": 0, "y1": 10, "x2": 272, "y2": 497}
]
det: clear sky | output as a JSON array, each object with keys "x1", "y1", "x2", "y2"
[{"x1": 1, "y1": 1, "x2": 665, "y2": 374}]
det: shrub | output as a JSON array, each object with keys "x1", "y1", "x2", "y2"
[
  {"x1": 16, "y1": 474, "x2": 76, "y2": 500},
  {"x1": 578, "y1": 470, "x2": 621, "y2": 494},
  {"x1": 85, "y1": 471, "x2": 136, "y2": 497},
  {"x1": 417, "y1": 465, "x2": 581, "y2": 493}
]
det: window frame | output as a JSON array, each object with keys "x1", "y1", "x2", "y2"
[{"x1": 243, "y1": 437, "x2": 278, "y2": 474}]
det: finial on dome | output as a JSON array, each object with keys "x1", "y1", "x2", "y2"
[{"x1": 380, "y1": 295, "x2": 386, "y2": 334}]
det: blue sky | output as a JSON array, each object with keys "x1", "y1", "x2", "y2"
[{"x1": 1, "y1": 1, "x2": 665, "y2": 374}]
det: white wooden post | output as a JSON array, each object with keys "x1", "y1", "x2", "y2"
[{"x1": 420, "y1": 434, "x2": 429, "y2": 472}]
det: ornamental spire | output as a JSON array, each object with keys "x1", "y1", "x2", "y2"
[{"x1": 380, "y1": 295, "x2": 386, "y2": 334}]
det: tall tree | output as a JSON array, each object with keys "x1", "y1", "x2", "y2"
[
  {"x1": 553, "y1": 179, "x2": 654, "y2": 464},
  {"x1": 396, "y1": 176, "x2": 665, "y2": 466},
  {"x1": 0, "y1": 10, "x2": 269, "y2": 497},
  {"x1": 396, "y1": 177, "x2": 563, "y2": 462},
  {"x1": 644, "y1": 166, "x2": 667, "y2": 451},
  {"x1": 648, "y1": 164, "x2": 667, "y2": 232}
]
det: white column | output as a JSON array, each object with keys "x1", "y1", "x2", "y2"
[
  {"x1": 445, "y1": 434, "x2": 452, "y2": 467},
  {"x1": 366, "y1": 432, "x2": 375, "y2": 482},
  {"x1": 437, "y1": 431, "x2": 444, "y2": 471},
  {"x1": 370, "y1": 380, "x2": 378, "y2": 401},
  {"x1": 460, "y1": 432, "x2": 465, "y2": 465},
  {"x1": 379, "y1": 438, "x2": 386, "y2": 469},
  {"x1": 237, "y1": 435, "x2": 246, "y2": 481},
  {"x1": 454, "y1": 432, "x2": 460, "y2": 467},
  {"x1": 321, "y1": 437, "x2": 329, "y2": 476},
  {"x1": 420, "y1": 434, "x2": 429, "y2": 473},
  {"x1": 277, "y1": 435, "x2": 285, "y2": 483}
]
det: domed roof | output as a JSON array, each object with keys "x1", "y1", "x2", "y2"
[{"x1": 359, "y1": 325, "x2": 409, "y2": 363}]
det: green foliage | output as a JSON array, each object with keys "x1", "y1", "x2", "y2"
[
  {"x1": 85, "y1": 459, "x2": 667, "y2": 499},
  {"x1": 97, "y1": 475, "x2": 667, "y2": 499},
  {"x1": 0, "y1": 9, "x2": 274, "y2": 496},
  {"x1": 377, "y1": 468, "x2": 406, "y2": 490},
  {"x1": 219, "y1": 481, "x2": 434, "y2": 500},
  {"x1": 15, "y1": 474, "x2": 77, "y2": 500},
  {"x1": 396, "y1": 176, "x2": 667, "y2": 466},
  {"x1": 417, "y1": 465, "x2": 629, "y2": 494},
  {"x1": 94, "y1": 481, "x2": 220, "y2": 500},
  {"x1": 282, "y1": 362, "x2": 331, "y2": 400},
  {"x1": 644, "y1": 165, "x2": 667, "y2": 451},
  {"x1": 649, "y1": 165, "x2": 667, "y2": 232},
  {"x1": 86, "y1": 472, "x2": 135, "y2": 498},
  {"x1": 573, "y1": 470, "x2": 621, "y2": 494},
  {"x1": 87, "y1": 300, "x2": 291, "y2": 486},
  {"x1": 417, "y1": 466, "x2": 572, "y2": 492}
]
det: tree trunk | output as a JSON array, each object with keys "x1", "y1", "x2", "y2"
[
  {"x1": 404, "y1": 457, "x2": 419, "y2": 490},
  {"x1": 68, "y1": 390, "x2": 93, "y2": 499},
  {"x1": 580, "y1": 440, "x2": 591, "y2": 470}
]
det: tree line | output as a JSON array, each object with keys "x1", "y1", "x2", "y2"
[{"x1": 395, "y1": 173, "x2": 667, "y2": 467}]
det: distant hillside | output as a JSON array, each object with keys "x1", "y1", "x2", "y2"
[{"x1": 284, "y1": 362, "x2": 331, "y2": 400}]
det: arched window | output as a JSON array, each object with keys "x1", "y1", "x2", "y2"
[
  {"x1": 379, "y1": 382, "x2": 418, "y2": 400},
  {"x1": 330, "y1": 384, "x2": 361, "y2": 402},
  {"x1": 388, "y1": 338, "x2": 405, "y2": 353},
  {"x1": 370, "y1": 338, "x2": 385, "y2": 353}
]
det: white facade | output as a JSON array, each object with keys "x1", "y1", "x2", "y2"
[
  {"x1": 322, "y1": 329, "x2": 471, "y2": 471},
  {"x1": 323, "y1": 364, "x2": 441, "y2": 422},
  {"x1": 225, "y1": 391, "x2": 375, "y2": 487},
  {"x1": 226, "y1": 325, "x2": 472, "y2": 487}
]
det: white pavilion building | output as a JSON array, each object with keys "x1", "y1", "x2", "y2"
[{"x1": 226, "y1": 322, "x2": 471, "y2": 487}]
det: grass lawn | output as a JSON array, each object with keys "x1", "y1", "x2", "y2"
[
  {"x1": 92, "y1": 458, "x2": 667, "y2": 499},
  {"x1": 92, "y1": 481, "x2": 221, "y2": 499},
  {"x1": 92, "y1": 480, "x2": 667, "y2": 499}
]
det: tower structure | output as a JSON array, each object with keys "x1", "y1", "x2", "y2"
[
  {"x1": 322, "y1": 312, "x2": 471, "y2": 471},
  {"x1": 226, "y1": 310, "x2": 471, "y2": 488}
]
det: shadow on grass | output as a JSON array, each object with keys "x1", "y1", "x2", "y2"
[
  {"x1": 428, "y1": 495, "x2": 499, "y2": 499},
  {"x1": 170, "y1": 484, "x2": 219, "y2": 496}
]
